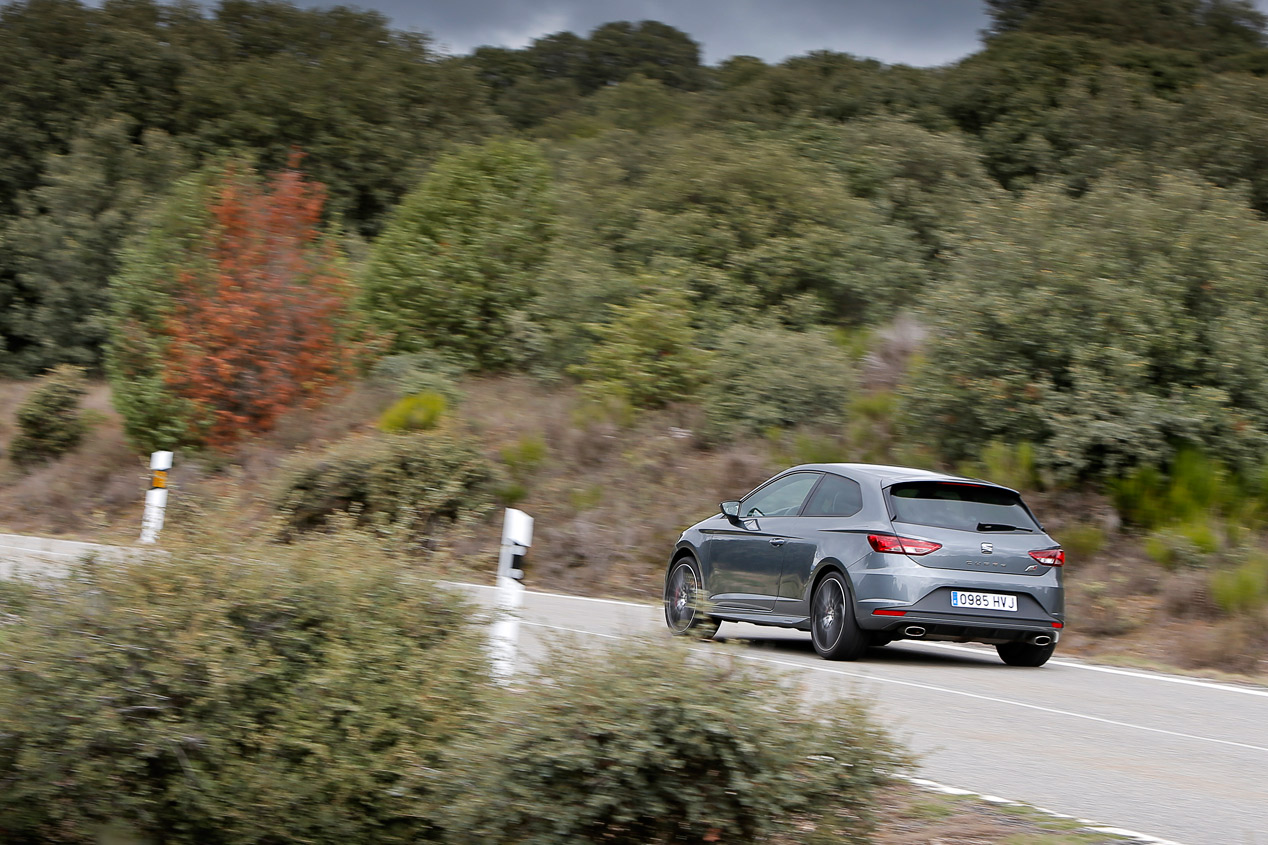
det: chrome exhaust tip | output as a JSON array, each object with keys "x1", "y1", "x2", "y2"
[
  {"x1": 1031, "y1": 634, "x2": 1052, "y2": 647},
  {"x1": 903, "y1": 626, "x2": 926, "y2": 638}
]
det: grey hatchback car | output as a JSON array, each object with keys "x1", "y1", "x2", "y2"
[{"x1": 664, "y1": 463, "x2": 1065, "y2": 666}]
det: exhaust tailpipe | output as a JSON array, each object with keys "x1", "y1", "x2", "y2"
[
  {"x1": 1031, "y1": 634, "x2": 1052, "y2": 646},
  {"x1": 904, "y1": 626, "x2": 926, "y2": 638}
]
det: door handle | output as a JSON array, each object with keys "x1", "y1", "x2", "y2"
[{"x1": 769, "y1": 538, "x2": 787, "y2": 546}]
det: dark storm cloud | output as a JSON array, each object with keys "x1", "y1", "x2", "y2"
[{"x1": 357, "y1": 0, "x2": 990, "y2": 67}]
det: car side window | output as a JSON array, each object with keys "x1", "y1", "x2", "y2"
[
  {"x1": 740, "y1": 473, "x2": 821, "y2": 517},
  {"x1": 802, "y1": 473, "x2": 863, "y2": 517}
]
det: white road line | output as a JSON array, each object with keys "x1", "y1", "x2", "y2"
[
  {"x1": 702, "y1": 651, "x2": 1268, "y2": 755},
  {"x1": 901, "y1": 776, "x2": 1189, "y2": 845},
  {"x1": 0, "y1": 546, "x2": 80, "y2": 558},
  {"x1": 914, "y1": 641, "x2": 1268, "y2": 699},
  {"x1": 454, "y1": 583, "x2": 1268, "y2": 698},
  {"x1": 503, "y1": 616, "x2": 1268, "y2": 755},
  {"x1": 521, "y1": 621, "x2": 622, "y2": 640},
  {"x1": 459, "y1": 582, "x2": 658, "y2": 608}
]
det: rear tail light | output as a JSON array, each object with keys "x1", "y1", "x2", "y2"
[
  {"x1": 1029, "y1": 548, "x2": 1065, "y2": 566},
  {"x1": 868, "y1": 534, "x2": 942, "y2": 556}
]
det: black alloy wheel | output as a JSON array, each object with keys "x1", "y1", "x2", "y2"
[
  {"x1": 664, "y1": 559, "x2": 717, "y2": 638},
  {"x1": 810, "y1": 571, "x2": 867, "y2": 660}
]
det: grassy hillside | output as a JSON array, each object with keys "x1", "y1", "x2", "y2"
[{"x1": 3, "y1": 376, "x2": 1263, "y2": 680}]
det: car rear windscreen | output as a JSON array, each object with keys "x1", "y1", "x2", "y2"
[{"x1": 888, "y1": 482, "x2": 1039, "y2": 532}]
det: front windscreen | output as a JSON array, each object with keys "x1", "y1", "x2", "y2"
[{"x1": 888, "y1": 481, "x2": 1039, "y2": 532}]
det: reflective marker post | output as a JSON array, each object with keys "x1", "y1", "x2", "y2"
[
  {"x1": 139, "y1": 451, "x2": 173, "y2": 544},
  {"x1": 491, "y1": 508, "x2": 532, "y2": 682}
]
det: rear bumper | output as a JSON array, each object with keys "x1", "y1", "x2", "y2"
[{"x1": 862, "y1": 610, "x2": 1062, "y2": 644}]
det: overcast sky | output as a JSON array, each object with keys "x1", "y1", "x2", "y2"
[
  {"x1": 342, "y1": 0, "x2": 990, "y2": 67},
  {"x1": 314, "y1": 0, "x2": 1268, "y2": 68}
]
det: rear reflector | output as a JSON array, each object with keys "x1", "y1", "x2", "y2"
[
  {"x1": 872, "y1": 609, "x2": 907, "y2": 616},
  {"x1": 868, "y1": 534, "x2": 943, "y2": 555},
  {"x1": 1052, "y1": 621, "x2": 1064, "y2": 628},
  {"x1": 1029, "y1": 548, "x2": 1065, "y2": 566}
]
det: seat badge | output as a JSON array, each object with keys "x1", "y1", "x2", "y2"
[{"x1": 981, "y1": 542, "x2": 994, "y2": 554}]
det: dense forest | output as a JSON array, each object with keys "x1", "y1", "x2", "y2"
[{"x1": 5, "y1": 0, "x2": 1268, "y2": 472}]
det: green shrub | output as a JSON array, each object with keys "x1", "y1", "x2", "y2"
[
  {"x1": 904, "y1": 176, "x2": 1268, "y2": 482},
  {"x1": 698, "y1": 324, "x2": 855, "y2": 443},
  {"x1": 8, "y1": 364, "x2": 88, "y2": 466},
  {"x1": 0, "y1": 530, "x2": 490, "y2": 844},
  {"x1": 1145, "y1": 528, "x2": 1210, "y2": 570},
  {"x1": 500, "y1": 433, "x2": 547, "y2": 482},
  {"x1": 360, "y1": 140, "x2": 556, "y2": 370},
  {"x1": 275, "y1": 432, "x2": 505, "y2": 542},
  {"x1": 1209, "y1": 551, "x2": 1268, "y2": 615},
  {"x1": 1111, "y1": 448, "x2": 1239, "y2": 529},
  {"x1": 438, "y1": 641, "x2": 905, "y2": 845},
  {"x1": 846, "y1": 390, "x2": 898, "y2": 461},
  {"x1": 370, "y1": 351, "x2": 464, "y2": 402},
  {"x1": 572, "y1": 285, "x2": 709, "y2": 410},
  {"x1": 1059, "y1": 522, "x2": 1106, "y2": 562},
  {"x1": 379, "y1": 391, "x2": 447, "y2": 432}
]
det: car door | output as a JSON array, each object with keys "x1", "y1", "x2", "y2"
[
  {"x1": 774, "y1": 472, "x2": 866, "y2": 615},
  {"x1": 706, "y1": 472, "x2": 821, "y2": 612}
]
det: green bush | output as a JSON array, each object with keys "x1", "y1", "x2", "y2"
[
  {"x1": 1145, "y1": 527, "x2": 1212, "y2": 570},
  {"x1": 370, "y1": 351, "x2": 464, "y2": 402},
  {"x1": 1059, "y1": 522, "x2": 1106, "y2": 562},
  {"x1": 0, "y1": 530, "x2": 490, "y2": 844},
  {"x1": 1209, "y1": 551, "x2": 1268, "y2": 615},
  {"x1": 572, "y1": 285, "x2": 710, "y2": 410},
  {"x1": 275, "y1": 432, "x2": 505, "y2": 542},
  {"x1": 957, "y1": 440, "x2": 1040, "y2": 491},
  {"x1": 1111, "y1": 448, "x2": 1240, "y2": 529},
  {"x1": 501, "y1": 433, "x2": 547, "y2": 482},
  {"x1": 904, "y1": 176, "x2": 1268, "y2": 482},
  {"x1": 8, "y1": 364, "x2": 88, "y2": 466},
  {"x1": 698, "y1": 324, "x2": 855, "y2": 442},
  {"x1": 379, "y1": 391, "x2": 447, "y2": 432},
  {"x1": 360, "y1": 139, "x2": 556, "y2": 370},
  {"x1": 438, "y1": 641, "x2": 905, "y2": 845}
]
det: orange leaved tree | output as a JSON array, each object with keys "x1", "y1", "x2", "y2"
[{"x1": 108, "y1": 155, "x2": 361, "y2": 451}]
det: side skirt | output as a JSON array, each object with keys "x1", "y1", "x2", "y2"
[{"x1": 709, "y1": 611, "x2": 812, "y2": 631}]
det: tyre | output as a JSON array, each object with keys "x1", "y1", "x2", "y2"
[
  {"x1": 664, "y1": 557, "x2": 718, "y2": 639},
  {"x1": 996, "y1": 640, "x2": 1056, "y2": 667},
  {"x1": 810, "y1": 571, "x2": 868, "y2": 660}
]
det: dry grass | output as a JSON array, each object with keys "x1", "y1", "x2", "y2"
[
  {"x1": 443, "y1": 376, "x2": 779, "y2": 598},
  {"x1": 0, "y1": 381, "x2": 146, "y2": 540}
]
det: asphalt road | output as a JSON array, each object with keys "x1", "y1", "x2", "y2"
[
  {"x1": 461, "y1": 583, "x2": 1268, "y2": 845},
  {"x1": 4, "y1": 535, "x2": 1265, "y2": 844}
]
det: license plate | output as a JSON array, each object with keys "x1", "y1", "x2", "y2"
[{"x1": 950, "y1": 590, "x2": 1017, "y2": 612}]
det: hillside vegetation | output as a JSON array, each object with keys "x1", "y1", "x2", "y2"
[{"x1": 1, "y1": 0, "x2": 1267, "y2": 675}]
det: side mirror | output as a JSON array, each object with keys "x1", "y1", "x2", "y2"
[{"x1": 720, "y1": 501, "x2": 741, "y2": 521}]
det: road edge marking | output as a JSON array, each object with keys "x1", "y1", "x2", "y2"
[
  {"x1": 899, "y1": 775, "x2": 1189, "y2": 845},
  {"x1": 451, "y1": 582, "x2": 1268, "y2": 697}
]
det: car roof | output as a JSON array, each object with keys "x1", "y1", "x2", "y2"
[{"x1": 788, "y1": 462, "x2": 1011, "y2": 490}]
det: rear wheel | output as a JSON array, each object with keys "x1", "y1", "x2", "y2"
[
  {"x1": 810, "y1": 571, "x2": 868, "y2": 660},
  {"x1": 664, "y1": 558, "x2": 718, "y2": 639},
  {"x1": 996, "y1": 640, "x2": 1056, "y2": 667}
]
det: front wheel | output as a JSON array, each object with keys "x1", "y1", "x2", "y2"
[
  {"x1": 664, "y1": 558, "x2": 718, "y2": 639},
  {"x1": 810, "y1": 571, "x2": 868, "y2": 661},
  {"x1": 996, "y1": 640, "x2": 1056, "y2": 667}
]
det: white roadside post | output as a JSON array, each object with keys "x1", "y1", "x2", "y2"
[
  {"x1": 491, "y1": 507, "x2": 533, "y2": 682},
  {"x1": 138, "y1": 451, "x2": 173, "y2": 544}
]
